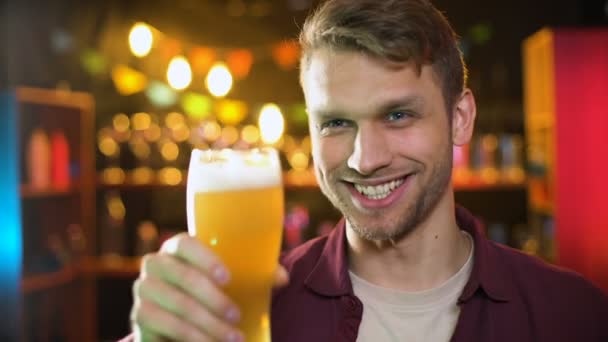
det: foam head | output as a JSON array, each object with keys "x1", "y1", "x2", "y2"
[{"x1": 187, "y1": 148, "x2": 282, "y2": 194}]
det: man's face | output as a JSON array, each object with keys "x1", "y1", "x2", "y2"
[{"x1": 301, "y1": 50, "x2": 455, "y2": 241}]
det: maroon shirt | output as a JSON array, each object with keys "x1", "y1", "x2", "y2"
[
  {"x1": 122, "y1": 206, "x2": 608, "y2": 341},
  {"x1": 271, "y1": 206, "x2": 608, "y2": 341}
]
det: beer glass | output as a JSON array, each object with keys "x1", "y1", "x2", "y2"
[{"x1": 187, "y1": 148, "x2": 284, "y2": 342}]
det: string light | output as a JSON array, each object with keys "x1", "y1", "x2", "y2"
[
  {"x1": 258, "y1": 103, "x2": 285, "y2": 145},
  {"x1": 241, "y1": 125, "x2": 260, "y2": 144},
  {"x1": 202, "y1": 121, "x2": 222, "y2": 142},
  {"x1": 112, "y1": 113, "x2": 130, "y2": 133},
  {"x1": 220, "y1": 126, "x2": 239, "y2": 145},
  {"x1": 158, "y1": 167, "x2": 182, "y2": 185},
  {"x1": 132, "y1": 112, "x2": 152, "y2": 131},
  {"x1": 143, "y1": 123, "x2": 162, "y2": 142},
  {"x1": 206, "y1": 62, "x2": 233, "y2": 97},
  {"x1": 165, "y1": 112, "x2": 186, "y2": 129},
  {"x1": 160, "y1": 140, "x2": 180, "y2": 161},
  {"x1": 167, "y1": 56, "x2": 192, "y2": 90},
  {"x1": 129, "y1": 23, "x2": 153, "y2": 58}
]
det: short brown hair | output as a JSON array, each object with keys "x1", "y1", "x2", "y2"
[{"x1": 299, "y1": 0, "x2": 467, "y2": 113}]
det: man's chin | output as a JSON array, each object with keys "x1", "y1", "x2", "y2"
[{"x1": 347, "y1": 218, "x2": 410, "y2": 241}]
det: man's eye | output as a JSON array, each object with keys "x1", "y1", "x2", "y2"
[
  {"x1": 386, "y1": 111, "x2": 411, "y2": 121},
  {"x1": 320, "y1": 119, "x2": 350, "y2": 130}
]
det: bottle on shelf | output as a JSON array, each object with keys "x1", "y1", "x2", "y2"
[
  {"x1": 50, "y1": 130, "x2": 70, "y2": 190},
  {"x1": 27, "y1": 128, "x2": 51, "y2": 189}
]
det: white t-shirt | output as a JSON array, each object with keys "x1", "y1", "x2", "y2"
[{"x1": 349, "y1": 231, "x2": 474, "y2": 342}]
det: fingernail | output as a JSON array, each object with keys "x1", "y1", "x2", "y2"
[
  {"x1": 213, "y1": 266, "x2": 229, "y2": 284},
  {"x1": 226, "y1": 331, "x2": 244, "y2": 342},
  {"x1": 225, "y1": 307, "x2": 241, "y2": 323}
]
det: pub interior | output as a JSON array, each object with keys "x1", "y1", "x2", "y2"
[{"x1": 1, "y1": 0, "x2": 607, "y2": 340}]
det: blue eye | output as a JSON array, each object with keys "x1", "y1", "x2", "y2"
[
  {"x1": 320, "y1": 119, "x2": 350, "y2": 130},
  {"x1": 386, "y1": 111, "x2": 411, "y2": 121}
]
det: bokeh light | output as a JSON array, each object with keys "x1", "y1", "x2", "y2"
[
  {"x1": 131, "y1": 112, "x2": 152, "y2": 131},
  {"x1": 206, "y1": 62, "x2": 233, "y2": 97},
  {"x1": 129, "y1": 22, "x2": 153, "y2": 58},
  {"x1": 258, "y1": 103, "x2": 285, "y2": 145},
  {"x1": 167, "y1": 56, "x2": 192, "y2": 91},
  {"x1": 202, "y1": 121, "x2": 222, "y2": 142},
  {"x1": 241, "y1": 125, "x2": 260, "y2": 144},
  {"x1": 112, "y1": 113, "x2": 130, "y2": 133}
]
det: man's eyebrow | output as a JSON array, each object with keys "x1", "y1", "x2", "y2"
[
  {"x1": 307, "y1": 95, "x2": 425, "y2": 119},
  {"x1": 377, "y1": 95, "x2": 425, "y2": 113},
  {"x1": 307, "y1": 108, "x2": 349, "y2": 119}
]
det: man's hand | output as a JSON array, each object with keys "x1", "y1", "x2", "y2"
[{"x1": 130, "y1": 233, "x2": 289, "y2": 341}]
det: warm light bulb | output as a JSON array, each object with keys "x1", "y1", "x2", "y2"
[
  {"x1": 165, "y1": 112, "x2": 185, "y2": 129},
  {"x1": 98, "y1": 136, "x2": 119, "y2": 157},
  {"x1": 202, "y1": 121, "x2": 222, "y2": 142},
  {"x1": 221, "y1": 126, "x2": 239, "y2": 145},
  {"x1": 143, "y1": 123, "x2": 162, "y2": 142},
  {"x1": 158, "y1": 167, "x2": 182, "y2": 185},
  {"x1": 129, "y1": 23, "x2": 153, "y2": 58},
  {"x1": 258, "y1": 103, "x2": 285, "y2": 145},
  {"x1": 160, "y1": 141, "x2": 179, "y2": 161},
  {"x1": 167, "y1": 56, "x2": 192, "y2": 90},
  {"x1": 241, "y1": 125, "x2": 260, "y2": 144},
  {"x1": 206, "y1": 62, "x2": 233, "y2": 97},
  {"x1": 112, "y1": 113, "x2": 130, "y2": 133},
  {"x1": 289, "y1": 150, "x2": 310, "y2": 171},
  {"x1": 132, "y1": 112, "x2": 152, "y2": 131}
]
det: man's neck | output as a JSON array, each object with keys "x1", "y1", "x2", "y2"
[{"x1": 346, "y1": 194, "x2": 471, "y2": 292}]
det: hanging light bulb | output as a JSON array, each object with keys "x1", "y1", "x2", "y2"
[
  {"x1": 167, "y1": 56, "x2": 192, "y2": 91},
  {"x1": 206, "y1": 62, "x2": 233, "y2": 97},
  {"x1": 258, "y1": 103, "x2": 285, "y2": 145},
  {"x1": 129, "y1": 22, "x2": 153, "y2": 58}
]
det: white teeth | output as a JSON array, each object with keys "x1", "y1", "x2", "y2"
[{"x1": 354, "y1": 178, "x2": 405, "y2": 200}]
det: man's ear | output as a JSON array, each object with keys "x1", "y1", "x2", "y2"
[{"x1": 451, "y1": 89, "x2": 477, "y2": 146}]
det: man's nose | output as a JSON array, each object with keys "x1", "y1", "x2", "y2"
[{"x1": 347, "y1": 123, "x2": 391, "y2": 176}]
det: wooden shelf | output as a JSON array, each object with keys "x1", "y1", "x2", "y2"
[
  {"x1": 98, "y1": 172, "x2": 526, "y2": 192},
  {"x1": 21, "y1": 257, "x2": 142, "y2": 293},
  {"x1": 97, "y1": 170, "x2": 320, "y2": 191},
  {"x1": 21, "y1": 266, "x2": 79, "y2": 293},
  {"x1": 81, "y1": 257, "x2": 141, "y2": 278},
  {"x1": 453, "y1": 181, "x2": 527, "y2": 192},
  {"x1": 20, "y1": 183, "x2": 80, "y2": 199},
  {"x1": 99, "y1": 180, "x2": 185, "y2": 191}
]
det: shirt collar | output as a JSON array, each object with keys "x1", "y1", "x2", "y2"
[
  {"x1": 455, "y1": 206, "x2": 512, "y2": 302},
  {"x1": 304, "y1": 217, "x2": 352, "y2": 296},
  {"x1": 303, "y1": 205, "x2": 514, "y2": 302}
]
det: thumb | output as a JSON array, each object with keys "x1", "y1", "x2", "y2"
[{"x1": 273, "y1": 265, "x2": 290, "y2": 288}]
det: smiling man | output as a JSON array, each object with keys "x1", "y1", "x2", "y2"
[
  {"x1": 270, "y1": 0, "x2": 608, "y2": 341},
  {"x1": 127, "y1": 1, "x2": 608, "y2": 341}
]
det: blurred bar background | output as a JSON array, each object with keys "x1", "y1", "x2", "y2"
[{"x1": 1, "y1": 0, "x2": 607, "y2": 340}]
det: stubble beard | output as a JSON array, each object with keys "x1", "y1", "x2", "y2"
[{"x1": 316, "y1": 148, "x2": 453, "y2": 242}]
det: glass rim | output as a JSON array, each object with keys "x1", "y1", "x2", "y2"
[{"x1": 189, "y1": 147, "x2": 281, "y2": 165}]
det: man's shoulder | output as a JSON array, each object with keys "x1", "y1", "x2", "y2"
[{"x1": 489, "y1": 240, "x2": 608, "y2": 306}]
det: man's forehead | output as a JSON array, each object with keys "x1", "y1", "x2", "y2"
[{"x1": 302, "y1": 50, "x2": 430, "y2": 118}]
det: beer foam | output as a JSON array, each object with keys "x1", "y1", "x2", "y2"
[{"x1": 187, "y1": 148, "x2": 282, "y2": 193}]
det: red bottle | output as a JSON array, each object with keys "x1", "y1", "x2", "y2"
[{"x1": 51, "y1": 131, "x2": 70, "y2": 189}]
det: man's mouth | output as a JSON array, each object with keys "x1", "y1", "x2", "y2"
[
  {"x1": 344, "y1": 173, "x2": 413, "y2": 209},
  {"x1": 353, "y1": 178, "x2": 405, "y2": 200}
]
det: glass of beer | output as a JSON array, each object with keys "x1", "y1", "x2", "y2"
[{"x1": 187, "y1": 148, "x2": 284, "y2": 342}]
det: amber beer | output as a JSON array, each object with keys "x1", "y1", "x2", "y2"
[{"x1": 187, "y1": 148, "x2": 284, "y2": 342}]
